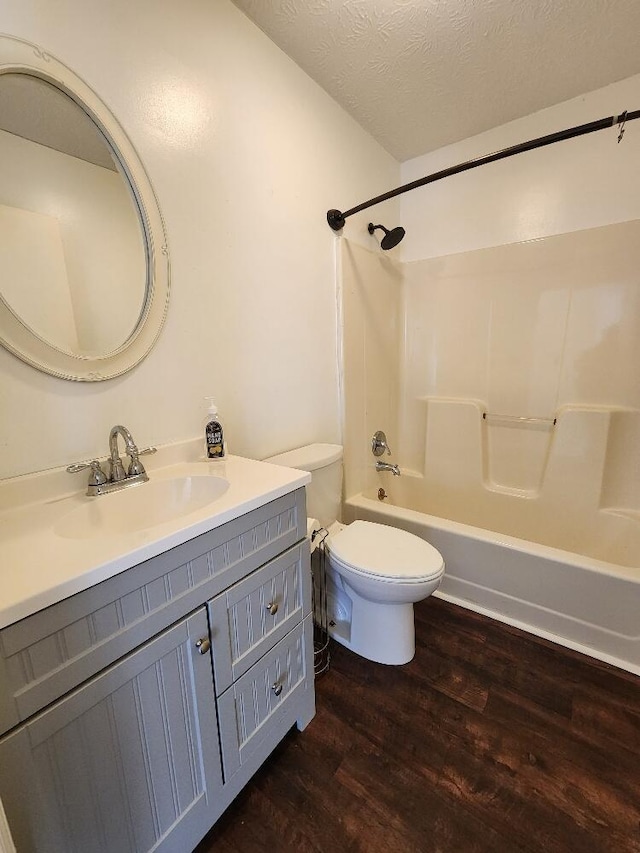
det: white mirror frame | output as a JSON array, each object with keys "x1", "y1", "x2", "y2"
[{"x1": 0, "y1": 34, "x2": 170, "y2": 381}]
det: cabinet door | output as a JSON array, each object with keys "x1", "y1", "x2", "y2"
[{"x1": 0, "y1": 607, "x2": 222, "y2": 853}]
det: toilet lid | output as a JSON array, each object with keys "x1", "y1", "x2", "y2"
[{"x1": 328, "y1": 520, "x2": 444, "y2": 581}]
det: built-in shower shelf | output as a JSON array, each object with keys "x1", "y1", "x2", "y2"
[{"x1": 482, "y1": 412, "x2": 557, "y2": 429}]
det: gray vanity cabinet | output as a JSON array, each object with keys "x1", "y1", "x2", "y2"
[
  {"x1": 0, "y1": 488, "x2": 314, "y2": 853},
  {"x1": 0, "y1": 607, "x2": 222, "y2": 853}
]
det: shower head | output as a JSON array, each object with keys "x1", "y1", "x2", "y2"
[{"x1": 367, "y1": 222, "x2": 405, "y2": 250}]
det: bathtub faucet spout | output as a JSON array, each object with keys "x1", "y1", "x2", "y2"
[{"x1": 376, "y1": 461, "x2": 401, "y2": 476}]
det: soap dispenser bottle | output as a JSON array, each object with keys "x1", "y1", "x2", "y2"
[{"x1": 204, "y1": 398, "x2": 226, "y2": 459}]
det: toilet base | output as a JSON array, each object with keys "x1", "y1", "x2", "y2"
[{"x1": 326, "y1": 578, "x2": 417, "y2": 665}]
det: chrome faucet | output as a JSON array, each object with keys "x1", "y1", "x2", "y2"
[
  {"x1": 376, "y1": 461, "x2": 401, "y2": 476},
  {"x1": 67, "y1": 425, "x2": 156, "y2": 496}
]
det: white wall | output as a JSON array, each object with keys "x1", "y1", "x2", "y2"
[
  {"x1": 400, "y1": 74, "x2": 640, "y2": 262},
  {"x1": 0, "y1": 0, "x2": 399, "y2": 479}
]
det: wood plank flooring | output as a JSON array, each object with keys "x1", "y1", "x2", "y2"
[{"x1": 196, "y1": 597, "x2": 640, "y2": 853}]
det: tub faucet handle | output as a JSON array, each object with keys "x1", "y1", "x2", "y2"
[{"x1": 372, "y1": 430, "x2": 392, "y2": 457}]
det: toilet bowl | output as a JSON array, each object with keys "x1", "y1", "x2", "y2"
[{"x1": 265, "y1": 444, "x2": 445, "y2": 665}]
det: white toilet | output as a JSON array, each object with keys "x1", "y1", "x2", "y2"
[{"x1": 265, "y1": 443, "x2": 444, "y2": 665}]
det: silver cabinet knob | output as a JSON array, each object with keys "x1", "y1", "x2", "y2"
[
  {"x1": 272, "y1": 682, "x2": 283, "y2": 697},
  {"x1": 267, "y1": 601, "x2": 278, "y2": 616},
  {"x1": 195, "y1": 637, "x2": 211, "y2": 655}
]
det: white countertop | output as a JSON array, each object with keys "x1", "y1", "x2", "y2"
[{"x1": 0, "y1": 439, "x2": 309, "y2": 629}]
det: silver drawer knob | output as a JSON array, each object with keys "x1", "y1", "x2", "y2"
[
  {"x1": 195, "y1": 637, "x2": 211, "y2": 655},
  {"x1": 267, "y1": 601, "x2": 278, "y2": 616},
  {"x1": 272, "y1": 682, "x2": 283, "y2": 697}
]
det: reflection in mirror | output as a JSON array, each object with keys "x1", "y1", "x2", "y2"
[{"x1": 0, "y1": 73, "x2": 146, "y2": 355}]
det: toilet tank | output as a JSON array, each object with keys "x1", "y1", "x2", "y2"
[{"x1": 265, "y1": 444, "x2": 343, "y2": 529}]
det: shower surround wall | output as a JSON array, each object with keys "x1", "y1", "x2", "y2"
[
  {"x1": 340, "y1": 239, "x2": 402, "y2": 502},
  {"x1": 343, "y1": 220, "x2": 640, "y2": 541}
]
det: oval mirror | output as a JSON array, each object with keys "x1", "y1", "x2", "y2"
[{"x1": 0, "y1": 35, "x2": 169, "y2": 380}]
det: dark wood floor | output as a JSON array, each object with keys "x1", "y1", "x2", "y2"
[{"x1": 196, "y1": 597, "x2": 640, "y2": 853}]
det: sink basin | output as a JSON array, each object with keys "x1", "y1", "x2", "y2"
[{"x1": 55, "y1": 475, "x2": 230, "y2": 539}]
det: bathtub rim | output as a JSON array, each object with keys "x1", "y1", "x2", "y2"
[{"x1": 345, "y1": 493, "x2": 640, "y2": 583}]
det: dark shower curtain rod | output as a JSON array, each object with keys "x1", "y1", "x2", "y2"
[{"x1": 326, "y1": 109, "x2": 640, "y2": 232}]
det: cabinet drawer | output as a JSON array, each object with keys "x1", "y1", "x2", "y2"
[
  {"x1": 0, "y1": 488, "x2": 306, "y2": 735},
  {"x1": 217, "y1": 618, "x2": 311, "y2": 780},
  {"x1": 209, "y1": 541, "x2": 311, "y2": 694}
]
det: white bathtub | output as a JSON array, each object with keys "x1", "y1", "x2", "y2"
[{"x1": 345, "y1": 488, "x2": 640, "y2": 675}]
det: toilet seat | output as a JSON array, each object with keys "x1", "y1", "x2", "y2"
[{"x1": 328, "y1": 520, "x2": 444, "y2": 583}]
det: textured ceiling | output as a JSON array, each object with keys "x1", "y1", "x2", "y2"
[{"x1": 231, "y1": 0, "x2": 640, "y2": 161}]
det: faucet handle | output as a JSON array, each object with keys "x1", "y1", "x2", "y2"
[
  {"x1": 371, "y1": 430, "x2": 392, "y2": 457},
  {"x1": 127, "y1": 446, "x2": 156, "y2": 477},
  {"x1": 137, "y1": 446, "x2": 157, "y2": 457},
  {"x1": 66, "y1": 460, "x2": 108, "y2": 487}
]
